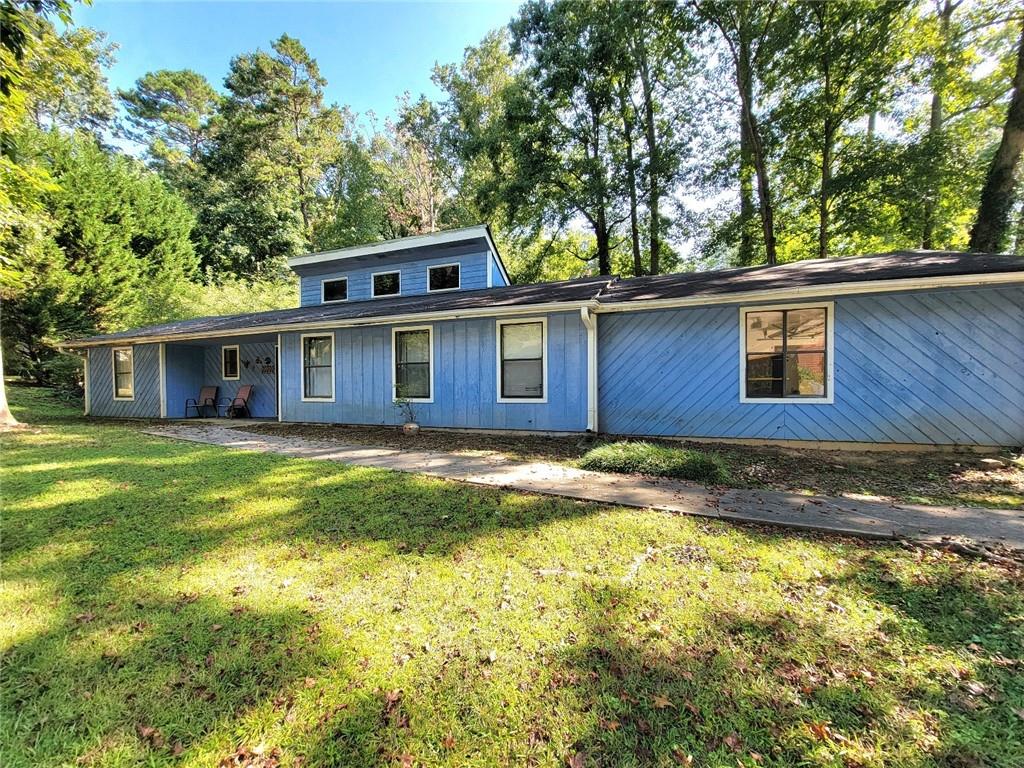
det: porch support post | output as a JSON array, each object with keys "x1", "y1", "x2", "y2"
[
  {"x1": 580, "y1": 307, "x2": 598, "y2": 433},
  {"x1": 158, "y1": 343, "x2": 167, "y2": 419},
  {"x1": 83, "y1": 350, "x2": 90, "y2": 415},
  {"x1": 276, "y1": 333, "x2": 282, "y2": 422}
]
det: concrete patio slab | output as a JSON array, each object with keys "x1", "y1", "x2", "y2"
[{"x1": 142, "y1": 423, "x2": 1024, "y2": 550}]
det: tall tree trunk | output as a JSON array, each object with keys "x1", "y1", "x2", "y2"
[
  {"x1": 738, "y1": 78, "x2": 756, "y2": 265},
  {"x1": 636, "y1": 41, "x2": 661, "y2": 274},
  {"x1": 819, "y1": 119, "x2": 833, "y2": 260},
  {"x1": 618, "y1": 86, "x2": 644, "y2": 276},
  {"x1": 970, "y1": 21, "x2": 1024, "y2": 253},
  {"x1": 591, "y1": 110, "x2": 613, "y2": 276},
  {"x1": 0, "y1": 345, "x2": 18, "y2": 428},
  {"x1": 922, "y1": 0, "x2": 954, "y2": 250},
  {"x1": 736, "y1": 28, "x2": 777, "y2": 265},
  {"x1": 866, "y1": 110, "x2": 876, "y2": 141}
]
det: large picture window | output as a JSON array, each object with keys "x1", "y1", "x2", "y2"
[
  {"x1": 428, "y1": 264, "x2": 460, "y2": 292},
  {"x1": 741, "y1": 304, "x2": 831, "y2": 402},
  {"x1": 393, "y1": 327, "x2": 432, "y2": 401},
  {"x1": 497, "y1": 319, "x2": 546, "y2": 401},
  {"x1": 112, "y1": 347, "x2": 134, "y2": 400},
  {"x1": 372, "y1": 271, "x2": 400, "y2": 297},
  {"x1": 222, "y1": 345, "x2": 239, "y2": 380},
  {"x1": 302, "y1": 334, "x2": 334, "y2": 401}
]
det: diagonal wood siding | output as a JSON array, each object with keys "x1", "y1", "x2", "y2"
[
  {"x1": 86, "y1": 344, "x2": 162, "y2": 418},
  {"x1": 598, "y1": 286, "x2": 1024, "y2": 446}
]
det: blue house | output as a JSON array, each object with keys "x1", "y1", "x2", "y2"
[{"x1": 63, "y1": 225, "x2": 1024, "y2": 448}]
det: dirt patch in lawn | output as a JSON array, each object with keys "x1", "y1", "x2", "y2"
[{"x1": 236, "y1": 422, "x2": 1024, "y2": 510}]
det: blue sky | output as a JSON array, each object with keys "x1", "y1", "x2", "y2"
[{"x1": 74, "y1": 1, "x2": 521, "y2": 123}]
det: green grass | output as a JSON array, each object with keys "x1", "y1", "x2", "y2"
[
  {"x1": 578, "y1": 441, "x2": 729, "y2": 483},
  {"x1": 2, "y1": 385, "x2": 1023, "y2": 768}
]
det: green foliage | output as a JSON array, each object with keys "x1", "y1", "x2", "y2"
[
  {"x1": 578, "y1": 441, "x2": 729, "y2": 483},
  {"x1": 174, "y1": 274, "x2": 297, "y2": 319},
  {"x1": 2, "y1": 127, "x2": 198, "y2": 381}
]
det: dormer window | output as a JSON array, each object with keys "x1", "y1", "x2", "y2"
[
  {"x1": 428, "y1": 263, "x2": 460, "y2": 292},
  {"x1": 372, "y1": 271, "x2": 401, "y2": 298},
  {"x1": 322, "y1": 277, "x2": 348, "y2": 303}
]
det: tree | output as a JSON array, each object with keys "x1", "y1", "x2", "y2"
[
  {"x1": 784, "y1": 0, "x2": 914, "y2": 260},
  {"x1": 693, "y1": 0, "x2": 785, "y2": 265},
  {"x1": 118, "y1": 69, "x2": 219, "y2": 168},
  {"x1": 509, "y1": 0, "x2": 625, "y2": 275},
  {"x1": 193, "y1": 34, "x2": 344, "y2": 274},
  {"x1": 2, "y1": 128, "x2": 198, "y2": 382},
  {"x1": 970, "y1": 19, "x2": 1024, "y2": 252},
  {"x1": 22, "y1": 21, "x2": 116, "y2": 134}
]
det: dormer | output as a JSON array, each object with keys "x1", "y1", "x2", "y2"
[{"x1": 288, "y1": 225, "x2": 511, "y2": 307}]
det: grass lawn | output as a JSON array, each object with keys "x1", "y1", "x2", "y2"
[
  {"x1": 241, "y1": 422, "x2": 1024, "y2": 511},
  {"x1": 2, "y1": 385, "x2": 1023, "y2": 768}
]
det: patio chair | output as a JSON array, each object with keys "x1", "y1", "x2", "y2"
[
  {"x1": 220, "y1": 384, "x2": 254, "y2": 419},
  {"x1": 184, "y1": 386, "x2": 218, "y2": 418}
]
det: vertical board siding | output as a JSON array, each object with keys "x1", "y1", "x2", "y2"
[
  {"x1": 164, "y1": 344, "x2": 205, "y2": 419},
  {"x1": 280, "y1": 311, "x2": 587, "y2": 430},
  {"x1": 87, "y1": 344, "x2": 161, "y2": 418},
  {"x1": 598, "y1": 286, "x2": 1024, "y2": 446},
  {"x1": 297, "y1": 250, "x2": 490, "y2": 307},
  {"x1": 201, "y1": 339, "x2": 279, "y2": 418}
]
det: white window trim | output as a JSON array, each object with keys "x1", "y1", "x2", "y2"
[
  {"x1": 496, "y1": 317, "x2": 548, "y2": 404},
  {"x1": 320, "y1": 276, "x2": 349, "y2": 304},
  {"x1": 300, "y1": 332, "x2": 335, "y2": 402},
  {"x1": 739, "y1": 301, "x2": 834, "y2": 405},
  {"x1": 371, "y1": 270, "x2": 401, "y2": 298},
  {"x1": 391, "y1": 325, "x2": 434, "y2": 403},
  {"x1": 111, "y1": 346, "x2": 135, "y2": 401},
  {"x1": 221, "y1": 344, "x2": 240, "y2": 381},
  {"x1": 427, "y1": 262, "x2": 461, "y2": 293}
]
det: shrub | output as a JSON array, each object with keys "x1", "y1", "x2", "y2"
[{"x1": 578, "y1": 441, "x2": 729, "y2": 483}]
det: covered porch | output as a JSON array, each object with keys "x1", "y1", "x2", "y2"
[{"x1": 163, "y1": 334, "x2": 279, "y2": 420}]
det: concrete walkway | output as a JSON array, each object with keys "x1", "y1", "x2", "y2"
[{"x1": 143, "y1": 423, "x2": 1024, "y2": 551}]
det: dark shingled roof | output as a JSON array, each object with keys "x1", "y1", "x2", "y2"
[
  {"x1": 600, "y1": 250, "x2": 1024, "y2": 303},
  {"x1": 63, "y1": 250, "x2": 1022, "y2": 347},
  {"x1": 64, "y1": 276, "x2": 612, "y2": 346}
]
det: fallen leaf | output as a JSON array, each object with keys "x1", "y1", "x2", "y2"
[
  {"x1": 137, "y1": 725, "x2": 165, "y2": 749},
  {"x1": 304, "y1": 677, "x2": 317, "y2": 688},
  {"x1": 566, "y1": 752, "x2": 586, "y2": 768},
  {"x1": 723, "y1": 732, "x2": 742, "y2": 752},
  {"x1": 599, "y1": 718, "x2": 621, "y2": 732},
  {"x1": 671, "y1": 749, "x2": 693, "y2": 765},
  {"x1": 652, "y1": 694, "x2": 674, "y2": 709},
  {"x1": 441, "y1": 734, "x2": 456, "y2": 750}
]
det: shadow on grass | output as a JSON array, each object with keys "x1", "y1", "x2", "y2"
[{"x1": 3, "y1": 389, "x2": 1022, "y2": 767}]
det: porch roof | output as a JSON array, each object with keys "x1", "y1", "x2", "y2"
[{"x1": 61, "y1": 249, "x2": 1022, "y2": 348}]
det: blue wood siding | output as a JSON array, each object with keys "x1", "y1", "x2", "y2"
[
  {"x1": 598, "y1": 286, "x2": 1024, "y2": 446},
  {"x1": 279, "y1": 311, "x2": 587, "y2": 430},
  {"x1": 164, "y1": 344, "x2": 205, "y2": 419},
  {"x1": 489, "y1": 252, "x2": 509, "y2": 287},
  {"x1": 87, "y1": 344, "x2": 161, "y2": 418},
  {"x1": 201, "y1": 338, "x2": 278, "y2": 418},
  {"x1": 295, "y1": 248, "x2": 491, "y2": 307}
]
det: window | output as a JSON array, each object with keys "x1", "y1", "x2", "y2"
[
  {"x1": 301, "y1": 334, "x2": 334, "y2": 401},
  {"x1": 741, "y1": 304, "x2": 832, "y2": 402},
  {"x1": 428, "y1": 263, "x2": 460, "y2": 292},
  {"x1": 322, "y1": 277, "x2": 348, "y2": 303},
  {"x1": 497, "y1": 319, "x2": 546, "y2": 401},
  {"x1": 222, "y1": 345, "x2": 239, "y2": 380},
  {"x1": 393, "y1": 327, "x2": 432, "y2": 401},
  {"x1": 372, "y1": 271, "x2": 400, "y2": 297},
  {"x1": 112, "y1": 347, "x2": 134, "y2": 400}
]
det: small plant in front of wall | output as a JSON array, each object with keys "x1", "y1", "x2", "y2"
[{"x1": 394, "y1": 393, "x2": 419, "y2": 435}]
